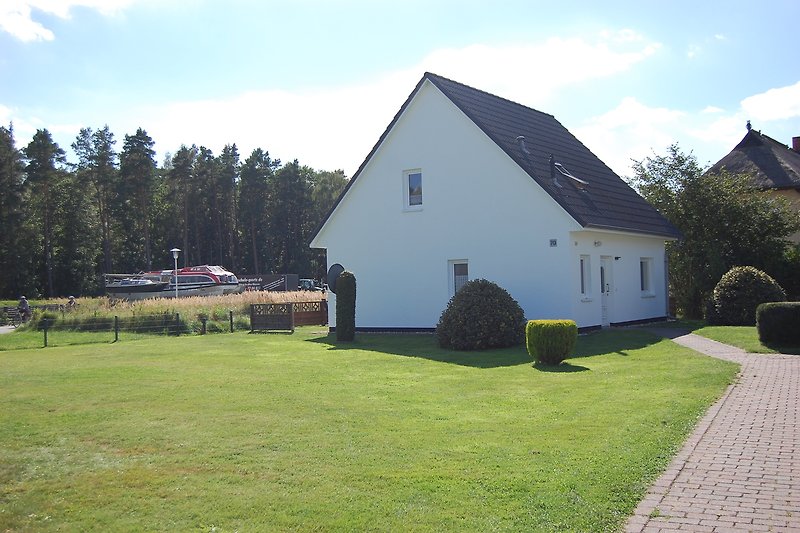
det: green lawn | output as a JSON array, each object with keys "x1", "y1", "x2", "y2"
[
  {"x1": 0, "y1": 328, "x2": 736, "y2": 532},
  {"x1": 694, "y1": 325, "x2": 800, "y2": 354}
]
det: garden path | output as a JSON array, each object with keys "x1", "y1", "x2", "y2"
[{"x1": 625, "y1": 330, "x2": 800, "y2": 532}]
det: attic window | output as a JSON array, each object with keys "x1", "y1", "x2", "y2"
[{"x1": 403, "y1": 169, "x2": 423, "y2": 210}]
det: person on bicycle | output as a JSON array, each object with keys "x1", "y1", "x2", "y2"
[
  {"x1": 67, "y1": 295, "x2": 76, "y2": 310},
  {"x1": 18, "y1": 296, "x2": 31, "y2": 321}
]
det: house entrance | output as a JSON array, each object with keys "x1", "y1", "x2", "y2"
[{"x1": 600, "y1": 256, "x2": 613, "y2": 327}]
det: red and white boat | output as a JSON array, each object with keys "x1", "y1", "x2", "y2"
[{"x1": 106, "y1": 265, "x2": 242, "y2": 300}]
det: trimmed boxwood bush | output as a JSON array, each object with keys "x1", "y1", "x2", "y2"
[
  {"x1": 709, "y1": 266, "x2": 785, "y2": 326},
  {"x1": 436, "y1": 279, "x2": 525, "y2": 351},
  {"x1": 526, "y1": 320, "x2": 578, "y2": 365},
  {"x1": 336, "y1": 270, "x2": 356, "y2": 342},
  {"x1": 756, "y1": 302, "x2": 800, "y2": 345}
]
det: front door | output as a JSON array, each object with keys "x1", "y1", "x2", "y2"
[{"x1": 600, "y1": 256, "x2": 613, "y2": 327}]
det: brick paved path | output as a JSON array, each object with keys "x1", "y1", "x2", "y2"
[{"x1": 625, "y1": 331, "x2": 800, "y2": 532}]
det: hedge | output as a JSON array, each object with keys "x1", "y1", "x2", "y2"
[{"x1": 525, "y1": 319, "x2": 577, "y2": 365}]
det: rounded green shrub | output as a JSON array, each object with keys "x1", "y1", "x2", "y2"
[
  {"x1": 436, "y1": 279, "x2": 525, "y2": 351},
  {"x1": 525, "y1": 320, "x2": 578, "y2": 365},
  {"x1": 756, "y1": 302, "x2": 800, "y2": 345},
  {"x1": 335, "y1": 270, "x2": 356, "y2": 342},
  {"x1": 710, "y1": 266, "x2": 786, "y2": 326}
]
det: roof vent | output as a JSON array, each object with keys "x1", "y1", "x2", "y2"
[
  {"x1": 516, "y1": 135, "x2": 531, "y2": 155},
  {"x1": 746, "y1": 120, "x2": 752, "y2": 131}
]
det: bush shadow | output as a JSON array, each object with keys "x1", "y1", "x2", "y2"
[
  {"x1": 533, "y1": 361, "x2": 589, "y2": 373},
  {"x1": 762, "y1": 342, "x2": 800, "y2": 355}
]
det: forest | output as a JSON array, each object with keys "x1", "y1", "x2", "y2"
[{"x1": 0, "y1": 124, "x2": 348, "y2": 299}]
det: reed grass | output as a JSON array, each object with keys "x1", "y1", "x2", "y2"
[{"x1": 6, "y1": 291, "x2": 325, "y2": 334}]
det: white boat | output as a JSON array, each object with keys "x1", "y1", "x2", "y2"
[{"x1": 105, "y1": 265, "x2": 241, "y2": 300}]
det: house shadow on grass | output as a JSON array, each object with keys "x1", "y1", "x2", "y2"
[
  {"x1": 307, "y1": 333, "x2": 531, "y2": 369},
  {"x1": 306, "y1": 327, "x2": 668, "y2": 369}
]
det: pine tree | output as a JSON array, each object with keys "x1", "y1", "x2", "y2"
[
  {"x1": 0, "y1": 124, "x2": 31, "y2": 297},
  {"x1": 119, "y1": 128, "x2": 156, "y2": 270},
  {"x1": 238, "y1": 149, "x2": 279, "y2": 274},
  {"x1": 23, "y1": 129, "x2": 66, "y2": 297}
]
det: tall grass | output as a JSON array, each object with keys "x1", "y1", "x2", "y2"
[{"x1": 10, "y1": 291, "x2": 326, "y2": 334}]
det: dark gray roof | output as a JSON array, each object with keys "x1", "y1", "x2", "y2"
[
  {"x1": 313, "y1": 72, "x2": 681, "y2": 242},
  {"x1": 707, "y1": 129, "x2": 800, "y2": 190}
]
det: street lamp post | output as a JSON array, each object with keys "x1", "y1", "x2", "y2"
[{"x1": 170, "y1": 248, "x2": 181, "y2": 299}]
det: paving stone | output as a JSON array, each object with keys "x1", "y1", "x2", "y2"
[{"x1": 624, "y1": 330, "x2": 800, "y2": 532}]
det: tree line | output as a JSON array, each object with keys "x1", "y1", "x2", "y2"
[{"x1": 0, "y1": 124, "x2": 348, "y2": 299}]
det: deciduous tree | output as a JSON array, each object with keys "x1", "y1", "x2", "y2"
[{"x1": 631, "y1": 144, "x2": 800, "y2": 318}]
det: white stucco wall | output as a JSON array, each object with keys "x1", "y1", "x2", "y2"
[
  {"x1": 313, "y1": 80, "x2": 670, "y2": 329},
  {"x1": 570, "y1": 231, "x2": 669, "y2": 327}
]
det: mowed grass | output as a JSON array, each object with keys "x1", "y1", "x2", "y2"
[
  {"x1": 0, "y1": 328, "x2": 737, "y2": 532},
  {"x1": 694, "y1": 325, "x2": 800, "y2": 354}
]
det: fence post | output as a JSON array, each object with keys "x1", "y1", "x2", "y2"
[
  {"x1": 229, "y1": 310, "x2": 234, "y2": 333},
  {"x1": 175, "y1": 313, "x2": 180, "y2": 336},
  {"x1": 114, "y1": 316, "x2": 119, "y2": 342},
  {"x1": 201, "y1": 317, "x2": 207, "y2": 335},
  {"x1": 43, "y1": 318, "x2": 49, "y2": 347}
]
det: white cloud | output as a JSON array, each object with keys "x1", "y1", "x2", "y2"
[
  {"x1": 137, "y1": 32, "x2": 661, "y2": 175},
  {"x1": 0, "y1": 0, "x2": 134, "y2": 42},
  {"x1": 574, "y1": 80, "x2": 800, "y2": 179},
  {"x1": 415, "y1": 33, "x2": 659, "y2": 106},
  {"x1": 5, "y1": 31, "x2": 665, "y2": 176},
  {"x1": 573, "y1": 97, "x2": 686, "y2": 177},
  {"x1": 740, "y1": 80, "x2": 800, "y2": 121}
]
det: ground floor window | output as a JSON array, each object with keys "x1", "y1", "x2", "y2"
[
  {"x1": 640, "y1": 257, "x2": 654, "y2": 296},
  {"x1": 449, "y1": 260, "x2": 469, "y2": 296},
  {"x1": 580, "y1": 255, "x2": 591, "y2": 297}
]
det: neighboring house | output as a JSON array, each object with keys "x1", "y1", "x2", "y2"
[
  {"x1": 707, "y1": 123, "x2": 800, "y2": 243},
  {"x1": 310, "y1": 72, "x2": 680, "y2": 330}
]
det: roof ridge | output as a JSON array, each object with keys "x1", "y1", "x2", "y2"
[{"x1": 423, "y1": 71, "x2": 555, "y2": 119}]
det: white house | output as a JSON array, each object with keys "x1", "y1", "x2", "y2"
[{"x1": 310, "y1": 73, "x2": 680, "y2": 331}]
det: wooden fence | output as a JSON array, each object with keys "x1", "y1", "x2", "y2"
[{"x1": 250, "y1": 301, "x2": 328, "y2": 332}]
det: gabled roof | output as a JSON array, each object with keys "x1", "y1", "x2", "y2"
[
  {"x1": 313, "y1": 72, "x2": 681, "y2": 242},
  {"x1": 707, "y1": 128, "x2": 800, "y2": 190}
]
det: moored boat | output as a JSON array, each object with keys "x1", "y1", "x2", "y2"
[{"x1": 105, "y1": 265, "x2": 241, "y2": 300}]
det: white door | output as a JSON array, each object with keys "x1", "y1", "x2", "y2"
[{"x1": 600, "y1": 256, "x2": 613, "y2": 327}]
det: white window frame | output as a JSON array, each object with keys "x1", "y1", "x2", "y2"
[
  {"x1": 640, "y1": 257, "x2": 655, "y2": 297},
  {"x1": 580, "y1": 254, "x2": 592, "y2": 300},
  {"x1": 448, "y1": 260, "x2": 469, "y2": 297},
  {"x1": 403, "y1": 169, "x2": 423, "y2": 211}
]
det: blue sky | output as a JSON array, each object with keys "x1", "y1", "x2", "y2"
[{"x1": 1, "y1": 0, "x2": 799, "y2": 178}]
